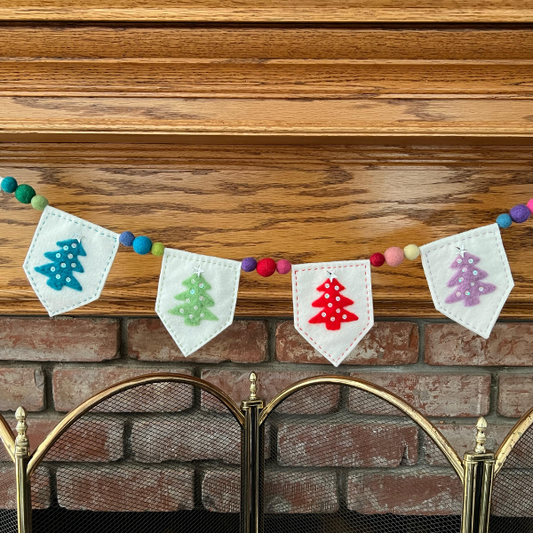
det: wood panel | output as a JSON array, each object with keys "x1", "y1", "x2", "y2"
[
  {"x1": 0, "y1": 26, "x2": 532, "y2": 142},
  {"x1": 1, "y1": 97, "x2": 533, "y2": 142},
  {"x1": 0, "y1": 1, "x2": 532, "y2": 22},
  {"x1": 0, "y1": 143, "x2": 532, "y2": 317}
]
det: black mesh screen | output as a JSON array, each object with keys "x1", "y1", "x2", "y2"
[
  {"x1": 31, "y1": 380, "x2": 242, "y2": 533},
  {"x1": 0, "y1": 450, "x2": 17, "y2": 533},
  {"x1": 491, "y1": 421, "x2": 533, "y2": 533},
  {"x1": 262, "y1": 383, "x2": 463, "y2": 533}
]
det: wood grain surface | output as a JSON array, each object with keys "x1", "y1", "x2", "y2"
[
  {"x1": 1, "y1": 26, "x2": 533, "y2": 99},
  {"x1": 0, "y1": 1, "x2": 532, "y2": 22},
  {"x1": 1, "y1": 143, "x2": 532, "y2": 317}
]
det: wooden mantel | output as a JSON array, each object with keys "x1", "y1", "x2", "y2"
[{"x1": 0, "y1": 4, "x2": 532, "y2": 318}]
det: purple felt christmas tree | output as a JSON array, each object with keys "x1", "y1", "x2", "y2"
[{"x1": 445, "y1": 250, "x2": 497, "y2": 307}]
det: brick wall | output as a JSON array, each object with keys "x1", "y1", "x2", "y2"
[{"x1": 0, "y1": 316, "x2": 531, "y2": 515}]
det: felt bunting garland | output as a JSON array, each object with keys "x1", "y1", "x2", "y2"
[{"x1": 2, "y1": 177, "x2": 532, "y2": 364}]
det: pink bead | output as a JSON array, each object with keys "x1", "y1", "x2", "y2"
[
  {"x1": 384, "y1": 246, "x2": 404, "y2": 267},
  {"x1": 527, "y1": 198, "x2": 533, "y2": 214},
  {"x1": 276, "y1": 259, "x2": 292, "y2": 274}
]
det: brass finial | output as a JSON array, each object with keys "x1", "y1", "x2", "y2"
[
  {"x1": 249, "y1": 372, "x2": 257, "y2": 401},
  {"x1": 475, "y1": 416, "x2": 488, "y2": 453},
  {"x1": 15, "y1": 407, "x2": 29, "y2": 456}
]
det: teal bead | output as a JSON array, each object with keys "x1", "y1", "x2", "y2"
[
  {"x1": 1, "y1": 177, "x2": 17, "y2": 193},
  {"x1": 496, "y1": 213, "x2": 512, "y2": 229},
  {"x1": 31, "y1": 195, "x2": 48, "y2": 211},
  {"x1": 133, "y1": 236, "x2": 152, "y2": 255},
  {"x1": 14, "y1": 184, "x2": 36, "y2": 204}
]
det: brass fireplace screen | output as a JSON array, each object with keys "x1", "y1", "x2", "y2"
[{"x1": 0, "y1": 373, "x2": 530, "y2": 533}]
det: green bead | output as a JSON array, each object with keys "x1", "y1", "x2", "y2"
[
  {"x1": 151, "y1": 242, "x2": 165, "y2": 256},
  {"x1": 14, "y1": 184, "x2": 36, "y2": 204},
  {"x1": 31, "y1": 195, "x2": 48, "y2": 211}
]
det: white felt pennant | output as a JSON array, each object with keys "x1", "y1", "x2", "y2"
[
  {"x1": 23, "y1": 206, "x2": 119, "y2": 316},
  {"x1": 292, "y1": 260, "x2": 374, "y2": 367},
  {"x1": 421, "y1": 223, "x2": 514, "y2": 339},
  {"x1": 156, "y1": 248, "x2": 241, "y2": 356}
]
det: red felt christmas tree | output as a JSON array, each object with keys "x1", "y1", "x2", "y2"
[{"x1": 309, "y1": 278, "x2": 358, "y2": 331}]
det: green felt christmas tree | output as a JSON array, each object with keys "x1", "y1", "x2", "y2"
[{"x1": 169, "y1": 273, "x2": 218, "y2": 326}]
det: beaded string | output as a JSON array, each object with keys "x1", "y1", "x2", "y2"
[{"x1": 2, "y1": 176, "x2": 532, "y2": 278}]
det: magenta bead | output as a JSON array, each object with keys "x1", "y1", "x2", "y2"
[
  {"x1": 276, "y1": 259, "x2": 292, "y2": 274},
  {"x1": 510, "y1": 204, "x2": 531, "y2": 223},
  {"x1": 527, "y1": 198, "x2": 533, "y2": 215},
  {"x1": 384, "y1": 247, "x2": 404, "y2": 267}
]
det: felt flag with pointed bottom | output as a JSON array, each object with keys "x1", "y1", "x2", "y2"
[
  {"x1": 421, "y1": 223, "x2": 514, "y2": 339},
  {"x1": 292, "y1": 260, "x2": 374, "y2": 366},
  {"x1": 156, "y1": 248, "x2": 241, "y2": 356},
  {"x1": 23, "y1": 206, "x2": 119, "y2": 316}
]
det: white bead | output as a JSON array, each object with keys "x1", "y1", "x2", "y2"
[
  {"x1": 55, "y1": 274, "x2": 60, "y2": 279},
  {"x1": 328, "y1": 303, "x2": 333, "y2": 308},
  {"x1": 342, "y1": 314, "x2": 347, "y2": 319},
  {"x1": 325, "y1": 283, "x2": 330, "y2": 288},
  {"x1": 325, "y1": 294, "x2": 330, "y2": 299},
  {"x1": 334, "y1": 286, "x2": 339, "y2": 290},
  {"x1": 336, "y1": 296, "x2": 340, "y2": 301},
  {"x1": 321, "y1": 312, "x2": 326, "y2": 317},
  {"x1": 330, "y1": 317, "x2": 335, "y2": 321}
]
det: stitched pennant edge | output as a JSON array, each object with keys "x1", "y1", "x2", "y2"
[
  {"x1": 420, "y1": 223, "x2": 514, "y2": 339},
  {"x1": 155, "y1": 248, "x2": 241, "y2": 356},
  {"x1": 23, "y1": 206, "x2": 119, "y2": 317},
  {"x1": 292, "y1": 260, "x2": 374, "y2": 367}
]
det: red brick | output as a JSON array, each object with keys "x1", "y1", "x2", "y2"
[
  {"x1": 128, "y1": 319, "x2": 267, "y2": 363},
  {"x1": 265, "y1": 470, "x2": 338, "y2": 513},
  {"x1": 44, "y1": 418, "x2": 124, "y2": 462},
  {"x1": 276, "y1": 321, "x2": 419, "y2": 365},
  {"x1": 0, "y1": 416, "x2": 124, "y2": 463},
  {"x1": 201, "y1": 370, "x2": 340, "y2": 415},
  {"x1": 131, "y1": 415, "x2": 241, "y2": 464},
  {"x1": 498, "y1": 375, "x2": 533, "y2": 417},
  {"x1": 425, "y1": 423, "x2": 512, "y2": 466},
  {"x1": 202, "y1": 467, "x2": 241, "y2": 513},
  {"x1": 277, "y1": 421, "x2": 418, "y2": 467},
  {"x1": 0, "y1": 367, "x2": 45, "y2": 412},
  {"x1": 0, "y1": 466, "x2": 50, "y2": 509},
  {"x1": 201, "y1": 467, "x2": 339, "y2": 514},
  {"x1": 347, "y1": 471, "x2": 462, "y2": 515},
  {"x1": 425, "y1": 323, "x2": 533, "y2": 366},
  {"x1": 350, "y1": 372, "x2": 491, "y2": 417},
  {"x1": 53, "y1": 366, "x2": 193, "y2": 412},
  {"x1": 56, "y1": 465, "x2": 194, "y2": 511},
  {"x1": 0, "y1": 317, "x2": 119, "y2": 362}
]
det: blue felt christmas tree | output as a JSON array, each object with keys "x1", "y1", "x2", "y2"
[{"x1": 34, "y1": 239, "x2": 86, "y2": 291}]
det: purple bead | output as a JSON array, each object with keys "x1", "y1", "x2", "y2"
[
  {"x1": 119, "y1": 231, "x2": 135, "y2": 247},
  {"x1": 510, "y1": 204, "x2": 531, "y2": 223},
  {"x1": 241, "y1": 257, "x2": 257, "y2": 272}
]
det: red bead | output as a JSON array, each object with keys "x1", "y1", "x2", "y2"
[
  {"x1": 370, "y1": 253, "x2": 385, "y2": 267},
  {"x1": 257, "y1": 258, "x2": 276, "y2": 277}
]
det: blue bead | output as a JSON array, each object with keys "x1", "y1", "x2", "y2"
[
  {"x1": 1, "y1": 177, "x2": 17, "y2": 193},
  {"x1": 133, "y1": 236, "x2": 152, "y2": 255},
  {"x1": 496, "y1": 213, "x2": 512, "y2": 229},
  {"x1": 119, "y1": 231, "x2": 135, "y2": 247}
]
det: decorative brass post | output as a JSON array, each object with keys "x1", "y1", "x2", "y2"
[
  {"x1": 15, "y1": 407, "x2": 32, "y2": 533},
  {"x1": 461, "y1": 417, "x2": 494, "y2": 533},
  {"x1": 241, "y1": 373, "x2": 264, "y2": 533}
]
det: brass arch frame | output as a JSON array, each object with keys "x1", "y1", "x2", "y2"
[
  {"x1": 0, "y1": 413, "x2": 15, "y2": 463},
  {"x1": 28, "y1": 373, "x2": 244, "y2": 477},
  {"x1": 494, "y1": 404, "x2": 533, "y2": 475},
  {"x1": 260, "y1": 375, "x2": 464, "y2": 483}
]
